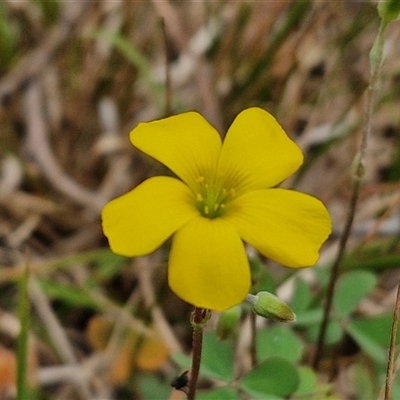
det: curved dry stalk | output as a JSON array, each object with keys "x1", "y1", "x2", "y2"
[
  {"x1": 136, "y1": 257, "x2": 183, "y2": 353},
  {"x1": 24, "y1": 82, "x2": 106, "y2": 212},
  {"x1": 29, "y1": 277, "x2": 93, "y2": 399}
]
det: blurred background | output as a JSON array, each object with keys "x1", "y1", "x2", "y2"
[{"x1": 1, "y1": 1, "x2": 400, "y2": 399}]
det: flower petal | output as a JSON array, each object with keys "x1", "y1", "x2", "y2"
[
  {"x1": 102, "y1": 177, "x2": 197, "y2": 257},
  {"x1": 168, "y1": 216, "x2": 250, "y2": 311},
  {"x1": 130, "y1": 112, "x2": 222, "y2": 190},
  {"x1": 217, "y1": 108, "x2": 303, "y2": 193},
  {"x1": 226, "y1": 189, "x2": 331, "y2": 267}
]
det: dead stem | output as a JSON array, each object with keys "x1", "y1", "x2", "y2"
[{"x1": 312, "y1": 17, "x2": 389, "y2": 371}]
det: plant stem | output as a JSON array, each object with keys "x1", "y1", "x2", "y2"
[
  {"x1": 249, "y1": 311, "x2": 258, "y2": 368},
  {"x1": 17, "y1": 258, "x2": 30, "y2": 400},
  {"x1": 384, "y1": 283, "x2": 400, "y2": 400},
  {"x1": 187, "y1": 307, "x2": 210, "y2": 400},
  {"x1": 312, "y1": 17, "x2": 389, "y2": 371}
]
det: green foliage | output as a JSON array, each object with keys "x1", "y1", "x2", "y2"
[
  {"x1": 216, "y1": 305, "x2": 242, "y2": 340},
  {"x1": 333, "y1": 270, "x2": 377, "y2": 317},
  {"x1": 343, "y1": 238, "x2": 400, "y2": 271},
  {"x1": 38, "y1": 279, "x2": 100, "y2": 309},
  {"x1": 200, "y1": 332, "x2": 234, "y2": 381},
  {"x1": 0, "y1": 3, "x2": 18, "y2": 67},
  {"x1": 197, "y1": 387, "x2": 242, "y2": 400},
  {"x1": 256, "y1": 325, "x2": 304, "y2": 363},
  {"x1": 240, "y1": 357, "x2": 299, "y2": 399},
  {"x1": 138, "y1": 373, "x2": 172, "y2": 400},
  {"x1": 346, "y1": 313, "x2": 399, "y2": 364},
  {"x1": 94, "y1": 29, "x2": 166, "y2": 113},
  {"x1": 32, "y1": 0, "x2": 61, "y2": 24},
  {"x1": 172, "y1": 329, "x2": 327, "y2": 399}
]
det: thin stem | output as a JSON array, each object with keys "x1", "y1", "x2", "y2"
[
  {"x1": 161, "y1": 18, "x2": 172, "y2": 117},
  {"x1": 187, "y1": 308, "x2": 210, "y2": 400},
  {"x1": 249, "y1": 312, "x2": 258, "y2": 368},
  {"x1": 384, "y1": 283, "x2": 400, "y2": 400},
  {"x1": 312, "y1": 180, "x2": 361, "y2": 370},
  {"x1": 312, "y1": 18, "x2": 389, "y2": 370},
  {"x1": 17, "y1": 259, "x2": 29, "y2": 400}
]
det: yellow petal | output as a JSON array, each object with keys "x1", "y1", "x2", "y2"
[
  {"x1": 168, "y1": 216, "x2": 250, "y2": 311},
  {"x1": 217, "y1": 108, "x2": 303, "y2": 194},
  {"x1": 102, "y1": 177, "x2": 197, "y2": 257},
  {"x1": 130, "y1": 112, "x2": 222, "y2": 191},
  {"x1": 227, "y1": 189, "x2": 331, "y2": 267}
]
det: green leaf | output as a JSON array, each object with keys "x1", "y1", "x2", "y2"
[
  {"x1": 171, "y1": 333, "x2": 234, "y2": 383},
  {"x1": 93, "y1": 251, "x2": 128, "y2": 282},
  {"x1": 333, "y1": 271, "x2": 376, "y2": 317},
  {"x1": 240, "y1": 357, "x2": 299, "y2": 398},
  {"x1": 293, "y1": 308, "x2": 323, "y2": 326},
  {"x1": 216, "y1": 306, "x2": 242, "y2": 340},
  {"x1": 138, "y1": 373, "x2": 171, "y2": 400},
  {"x1": 250, "y1": 256, "x2": 275, "y2": 294},
  {"x1": 294, "y1": 367, "x2": 318, "y2": 397},
  {"x1": 290, "y1": 278, "x2": 313, "y2": 313},
  {"x1": 197, "y1": 387, "x2": 241, "y2": 400},
  {"x1": 170, "y1": 352, "x2": 191, "y2": 370},
  {"x1": 256, "y1": 325, "x2": 304, "y2": 363},
  {"x1": 39, "y1": 279, "x2": 100, "y2": 309},
  {"x1": 351, "y1": 361, "x2": 376, "y2": 399},
  {"x1": 201, "y1": 332, "x2": 234, "y2": 381},
  {"x1": 306, "y1": 319, "x2": 343, "y2": 345},
  {"x1": 346, "y1": 314, "x2": 398, "y2": 364}
]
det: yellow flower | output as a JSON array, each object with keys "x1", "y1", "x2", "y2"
[{"x1": 102, "y1": 108, "x2": 331, "y2": 311}]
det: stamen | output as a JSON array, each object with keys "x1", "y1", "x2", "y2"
[{"x1": 193, "y1": 177, "x2": 235, "y2": 218}]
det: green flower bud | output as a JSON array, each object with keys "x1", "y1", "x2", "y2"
[
  {"x1": 378, "y1": 0, "x2": 400, "y2": 22},
  {"x1": 246, "y1": 292, "x2": 296, "y2": 321},
  {"x1": 216, "y1": 305, "x2": 242, "y2": 340}
]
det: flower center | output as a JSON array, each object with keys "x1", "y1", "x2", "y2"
[{"x1": 194, "y1": 176, "x2": 236, "y2": 219}]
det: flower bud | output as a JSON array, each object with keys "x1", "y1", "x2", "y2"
[
  {"x1": 216, "y1": 305, "x2": 242, "y2": 340},
  {"x1": 246, "y1": 292, "x2": 296, "y2": 321},
  {"x1": 378, "y1": 0, "x2": 400, "y2": 22}
]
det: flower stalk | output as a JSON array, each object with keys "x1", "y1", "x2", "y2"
[{"x1": 188, "y1": 308, "x2": 211, "y2": 400}]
